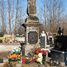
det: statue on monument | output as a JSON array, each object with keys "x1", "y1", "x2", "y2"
[
  {"x1": 27, "y1": 0, "x2": 36, "y2": 16},
  {"x1": 26, "y1": 0, "x2": 39, "y2": 22}
]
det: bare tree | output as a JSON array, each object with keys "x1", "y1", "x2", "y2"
[
  {"x1": 13, "y1": 0, "x2": 19, "y2": 34},
  {"x1": 0, "y1": 0, "x2": 6, "y2": 33},
  {"x1": 13, "y1": 0, "x2": 24, "y2": 35},
  {"x1": 52, "y1": 0, "x2": 63, "y2": 33},
  {"x1": 7, "y1": 0, "x2": 11, "y2": 34},
  {"x1": 7, "y1": 0, "x2": 15, "y2": 34},
  {"x1": 43, "y1": 0, "x2": 64, "y2": 33}
]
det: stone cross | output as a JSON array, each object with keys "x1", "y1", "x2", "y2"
[{"x1": 27, "y1": 0, "x2": 36, "y2": 15}]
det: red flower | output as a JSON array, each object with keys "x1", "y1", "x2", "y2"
[
  {"x1": 34, "y1": 48, "x2": 42, "y2": 54},
  {"x1": 22, "y1": 57, "x2": 26, "y2": 64},
  {"x1": 42, "y1": 50, "x2": 48, "y2": 55}
]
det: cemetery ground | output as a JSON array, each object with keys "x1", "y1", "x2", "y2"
[
  {"x1": 0, "y1": 43, "x2": 47, "y2": 67},
  {"x1": 0, "y1": 43, "x2": 66, "y2": 67}
]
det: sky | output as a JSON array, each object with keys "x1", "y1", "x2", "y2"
[
  {"x1": 63, "y1": 0, "x2": 67, "y2": 15},
  {"x1": 21, "y1": 0, "x2": 67, "y2": 20},
  {"x1": 0, "y1": 0, "x2": 67, "y2": 32},
  {"x1": 3, "y1": 0, "x2": 67, "y2": 20}
]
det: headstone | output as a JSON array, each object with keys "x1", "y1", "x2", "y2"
[{"x1": 40, "y1": 31, "x2": 47, "y2": 48}]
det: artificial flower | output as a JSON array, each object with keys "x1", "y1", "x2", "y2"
[
  {"x1": 42, "y1": 50, "x2": 48, "y2": 55},
  {"x1": 34, "y1": 48, "x2": 41, "y2": 54},
  {"x1": 36, "y1": 53, "x2": 43, "y2": 64},
  {"x1": 22, "y1": 57, "x2": 26, "y2": 64}
]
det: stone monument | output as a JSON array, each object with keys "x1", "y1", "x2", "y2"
[{"x1": 25, "y1": 0, "x2": 40, "y2": 55}]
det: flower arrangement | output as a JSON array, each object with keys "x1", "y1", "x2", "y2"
[
  {"x1": 22, "y1": 55, "x2": 37, "y2": 64},
  {"x1": 8, "y1": 46, "x2": 21, "y2": 62},
  {"x1": 8, "y1": 54, "x2": 21, "y2": 61},
  {"x1": 22, "y1": 48, "x2": 48, "y2": 64}
]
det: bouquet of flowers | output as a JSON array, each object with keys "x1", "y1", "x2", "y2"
[
  {"x1": 22, "y1": 52, "x2": 37, "y2": 64},
  {"x1": 8, "y1": 54, "x2": 21, "y2": 61},
  {"x1": 22, "y1": 47, "x2": 49, "y2": 64},
  {"x1": 22, "y1": 48, "x2": 44, "y2": 64},
  {"x1": 8, "y1": 46, "x2": 21, "y2": 62}
]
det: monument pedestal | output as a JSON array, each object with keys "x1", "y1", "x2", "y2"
[{"x1": 25, "y1": 19, "x2": 40, "y2": 55}]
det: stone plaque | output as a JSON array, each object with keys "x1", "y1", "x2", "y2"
[
  {"x1": 28, "y1": 31, "x2": 38, "y2": 44},
  {"x1": 27, "y1": 0, "x2": 36, "y2": 15}
]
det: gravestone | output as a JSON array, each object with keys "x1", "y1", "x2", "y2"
[{"x1": 24, "y1": 0, "x2": 40, "y2": 55}]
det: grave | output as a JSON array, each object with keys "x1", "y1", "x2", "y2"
[{"x1": 24, "y1": 0, "x2": 40, "y2": 55}]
